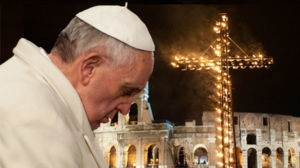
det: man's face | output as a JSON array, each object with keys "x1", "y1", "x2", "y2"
[{"x1": 78, "y1": 51, "x2": 154, "y2": 130}]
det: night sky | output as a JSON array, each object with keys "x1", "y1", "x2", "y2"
[{"x1": 1, "y1": 2, "x2": 300, "y2": 124}]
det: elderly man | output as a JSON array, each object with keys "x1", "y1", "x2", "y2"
[{"x1": 0, "y1": 5, "x2": 154, "y2": 168}]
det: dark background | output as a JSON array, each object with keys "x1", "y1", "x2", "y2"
[{"x1": 1, "y1": 1, "x2": 299, "y2": 124}]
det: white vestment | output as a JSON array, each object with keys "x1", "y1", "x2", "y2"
[{"x1": 0, "y1": 38, "x2": 107, "y2": 168}]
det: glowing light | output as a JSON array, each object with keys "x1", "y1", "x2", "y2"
[
  {"x1": 221, "y1": 22, "x2": 227, "y2": 27},
  {"x1": 222, "y1": 15, "x2": 227, "y2": 21},
  {"x1": 171, "y1": 62, "x2": 178, "y2": 68},
  {"x1": 214, "y1": 27, "x2": 220, "y2": 33},
  {"x1": 169, "y1": 13, "x2": 273, "y2": 168},
  {"x1": 215, "y1": 50, "x2": 221, "y2": 56},
  {"x1": 217, "y1": 152, "x2": 224, "y2": 157},
  {"x1": 125, "y1": 115, "x2": 129, "y2": 123},
  {"x1": 214, "y1": 66, "x2": 221, "y2": 72},
  {"x1": 217, "y1": 162, "x2": 224, "y2": 167},
  {"x1": 224, "y1": 137, "x2": 229, "y2": 143},
  {"x1": 208, "y1": 62, "x2": 216, "y2": 67}
]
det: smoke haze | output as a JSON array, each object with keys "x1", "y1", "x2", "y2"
[{"x1": 130, "y1": 5, "x2": 266, "y2": 124}]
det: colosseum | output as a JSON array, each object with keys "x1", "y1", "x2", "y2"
[{"x1": 94, "y1": 84, "x2": 300, "y2": 168}]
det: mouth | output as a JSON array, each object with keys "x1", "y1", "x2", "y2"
[
  {"x1": 92, "y1": 111, "x2": 118, "y2": 129},
  {"x1": 91, "y1": 115, "x2": 113, "y2": 130},
  {"x1": 97, "y1": 116, "x2": 108, "y2": 124}
]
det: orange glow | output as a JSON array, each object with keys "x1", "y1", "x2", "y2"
[{"x1": 169, "y1": 13, "x2": 273, "y2": 168}]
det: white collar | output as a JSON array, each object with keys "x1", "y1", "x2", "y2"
[{"x1": 39, "y1": 47, "x2": 50, "y2": 60}]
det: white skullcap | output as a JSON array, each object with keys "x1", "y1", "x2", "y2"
[{"x1": 76, "y1": 5, "x2": 155, "y2": 52}]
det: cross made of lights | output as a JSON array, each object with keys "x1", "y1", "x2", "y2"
[{"x1": 170, "y1": 13, "x2": 273, "y2": 168}]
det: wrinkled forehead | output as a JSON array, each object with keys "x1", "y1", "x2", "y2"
[{"x1": 121, "y1": 52, "x2": 154, "y2": 86}]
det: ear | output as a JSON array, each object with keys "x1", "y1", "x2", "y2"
[{"x1": 80, "y1": 52, "x2": 102, "y2": 86}]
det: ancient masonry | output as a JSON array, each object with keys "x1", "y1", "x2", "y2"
[{"x1": 94, "y1": 85, "x2": 300, "y2": 168}]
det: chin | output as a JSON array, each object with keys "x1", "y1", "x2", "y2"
[
  {"x1": 91, "y1": 125, "x2": 98, "y2": 130},
  {"x1": 90, "y1": 121, "x2": 100, "y2": 130}
]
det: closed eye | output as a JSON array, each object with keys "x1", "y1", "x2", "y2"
[{"x1": 121, "y1": 87, "x2": 141, "y2": 97}]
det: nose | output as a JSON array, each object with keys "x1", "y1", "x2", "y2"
[
  {"x1": 118, "y1": 103, "x2": 132, "y2": 115},
  {"x1": 117, "y1": 97, "x2": 134, "y2": 115}
]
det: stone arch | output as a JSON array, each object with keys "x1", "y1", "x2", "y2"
[
  {"x1": 262, "y1": 147, "x2": 272, "y2": 168},
  {"x1": 288, "y1": 148, "x2": 296, "y2": 168},
  {"x1": 144, "y1": 143, "x2": 159, "y2": 168},
  {"x1": 175, "y1": 146, "x2": 187, "y2": 167},
  {"x1": 236, "y1": 147, "x2": 242, "y2": 168},
  {"x1": 109, "y1": 146, "x2": 117, "y2": 168},
  {"x1": 247, "y1": 133, "x2": 256, "y2": 144},
  {"x1": 104, "y1": 144, "x2": 117, "y2": 166},
  {"x1": 123, "y1": 144, "x2": 136, "y2": 168},
  {"x1": 111, "y1": 113, "x2": 118, "y2": 126},
  {"x1": 276, "y1": 147, "x2": 284, "y2": 168},
  {"x1": 193, "y1": 146, "x2": 208, "y2": 166},
  {"x1": 193, "y1": 144, "x2": 208, "y2": 153},
  {"x1": 247, "y1": 148, "x2": 257, "y2": 168},
  {"x1": 129, "y1": 103, "x2": 138, "y2": 125}
]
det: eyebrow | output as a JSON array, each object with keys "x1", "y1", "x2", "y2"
[
  {"x1": 123, "y1": 82, "x2": 143, "y2": 91},
  {"x1": 124, "y1": 86, "x2": 142, "y2": 93},
  {"x1": 120, "y1": 85, "x2": 143, "y2": 95}
]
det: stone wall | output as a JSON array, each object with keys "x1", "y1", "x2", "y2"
[{"x1": 234, "y1": 112, "x2": 300, "y2": 168}]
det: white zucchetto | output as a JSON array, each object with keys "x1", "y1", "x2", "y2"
[{"x1": 76, "y1": 5, "x2": 155, "y2": 52}]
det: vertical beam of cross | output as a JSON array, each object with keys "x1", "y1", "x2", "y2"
[
  {"x1": 170, "y1": 13, "x2": 273, "y2": 168},
  {"x1": 213, "y1": 13, "x2": 234, "y2": 168}
]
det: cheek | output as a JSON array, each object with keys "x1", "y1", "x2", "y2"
[
  {"x1": 85, "y1": 71, "x2": 124, "y2": 119},
  {"x1": 88, "y1": 93, "x2": 123, "y2": 119}
]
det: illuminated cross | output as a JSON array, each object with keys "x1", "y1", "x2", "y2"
[{"x1": 170, "y1": 13, "x2": 273, "y2": 168}]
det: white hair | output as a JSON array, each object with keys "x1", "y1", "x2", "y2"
[{"x1": 51, "y1": 17, "x2": 151, "y2": 66}]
